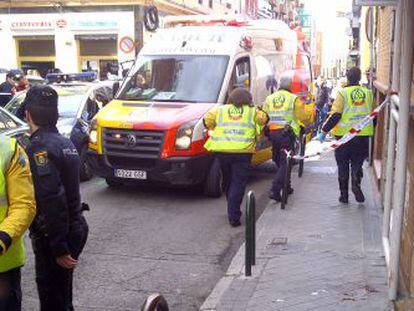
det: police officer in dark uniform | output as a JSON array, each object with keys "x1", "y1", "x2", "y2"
[{"x1": 23, "y1": 85, "x2": 89, "y2": 311}]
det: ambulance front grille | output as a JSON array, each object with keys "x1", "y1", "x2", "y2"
[{"x1": 103, "y1": 128, "x2": 165, "y2": 166}]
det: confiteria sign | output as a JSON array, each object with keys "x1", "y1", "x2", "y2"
[
  {"x1": 10, "y1": 21, "x2": 54, "y2": 30},
  {"x1": 10, "y1": 18, "x2": 118, "y2": 31}
]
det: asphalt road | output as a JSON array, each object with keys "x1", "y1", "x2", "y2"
[{"x1": 21, "y1": 163, "x2": 274, "y2": 311}]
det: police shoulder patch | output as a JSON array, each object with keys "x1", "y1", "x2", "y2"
[{"x1": 34, "y1": 151, "x2": 49, "y2": 167}]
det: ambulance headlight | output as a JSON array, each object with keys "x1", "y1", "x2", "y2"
[
  {"x1": 89, "y1": 118, "x2": 98, "y2": 145},
  {"x1": 175, "y1": 120, "x2": 197, "y2": 150}
]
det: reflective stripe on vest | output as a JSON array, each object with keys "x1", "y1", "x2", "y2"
[
  {"x1": 204, "y1": 105, "x2": 257, "y2": 152},
  {"x1": 332, "y1": 86, "x2": 374, "y2": 136},
  {"x1": 265, "y1": 90, "x2": 300, "y2": 136},
  {"x1": 0, "y1": 136, "x2": 26, "y2": 273}
]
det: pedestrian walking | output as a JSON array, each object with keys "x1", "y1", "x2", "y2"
[
  {"x1": 318, "y1": 67, "x2": 374, "y2": 204},
  {"x1": 23, "y1": 85, "x2": 89, "y2": 311},
  {"x1": 14, "y1": 74, "x2": 29, "y2": 93},
  {"x1": 316, "y1": 80, "x2": 330, "y2": 132},
  {"x1": 263, "y1": 71, "x2": 312, "y2": 202},
  {"x1": 204, "y1": 88, "x2": 268, "y2": 227},
  {"x1": 0, "y1": 135, "x2": 36, "y2": 311}
]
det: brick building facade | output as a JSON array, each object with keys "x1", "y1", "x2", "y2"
[{"x1": 372, "y1": 4, "x2": 414, "y2": 301}]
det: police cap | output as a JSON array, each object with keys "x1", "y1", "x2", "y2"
[{"x1": 23, "y1": 85, "x2": 58, "y2": 108}]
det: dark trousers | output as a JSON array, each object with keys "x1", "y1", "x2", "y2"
[
  {"x1": 0, "y1": 268, "x2": 21, "y2": 311},
  {"x1": 270, "y1": 129, "x2": 295, "y2": 195},
  {"x1": 216, "y1": 153, "x2": 252, "y2": 223},
  {"x1": 31, "y1": 216, "x2": 88, "y2": 311},
  {"x1": 334, "y1": 136, "x2": 369, "y2": 186}
]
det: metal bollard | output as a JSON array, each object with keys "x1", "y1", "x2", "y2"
[
  {"x1": 281, "y1": 152, "x2": 293, "y2": 210},
  {"x1": 298, "y1": 130, "x2": 306, "y2": 178},
  {"x1": 245, "y1": 191, "x2": 256, "y2": 276}
]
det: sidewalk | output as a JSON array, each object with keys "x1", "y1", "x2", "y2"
[{"x1": 201, "y1": 153, "x2": 393, "y2": 311}]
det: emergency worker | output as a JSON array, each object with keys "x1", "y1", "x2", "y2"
[
  {"x1": 204, "y1": 88, "x2": 268, "y2": 227},
  {"x1": 23, "y1": 85, "x2": 89, "y2": 311},
  {"x1": 263, "y1": 71, "x2": 312, "y2": 202},
  {"x1": 318, "y1": 67, "x2": 374, "y2": 203},
  {"x1": 0, "y1": 135, "x2": 36, "y2": 311}
]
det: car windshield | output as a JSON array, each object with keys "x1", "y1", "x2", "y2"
[
  {"x1": 5, "y1": 85, "x2": 89, "y2": 118},
  {"x1": 118, "y1": 55, "x2": 229, "y2": 103}
]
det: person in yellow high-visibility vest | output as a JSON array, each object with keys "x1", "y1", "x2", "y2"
[
  {"x1": 204, "y1": 88, "x2": 268, "y2": 227},
  {"x1": 263, "y1": 71, "x2": 312, "y2": 202},
  {"x1": 318, "y1": 67, "x2": 374, "y2": 203},
  {"x1": 0, "y1": 135, "x2": 36, "y2": 310}
]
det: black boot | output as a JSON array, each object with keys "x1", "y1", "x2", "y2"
[
  {"x1": 269, "y1": 190, "x2": 282, "y2": 202},
  {"x1": 338, "y1": 178, "x2": 349, "y2": 204},
  {"x1": 287, "y1": 181, "x2": 294, "y2": 195},
  {"x1": 352, "y1": 173, "x2": 365, "y2": 203}
]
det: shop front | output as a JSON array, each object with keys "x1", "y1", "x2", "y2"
[
  {"x1": 77, "y1": 34, "x2": 118, "y2": 80},
  {"x1": 0, "y1": 11, "x2": 135, "y2": 78},
  {"x1": 17, "y1": 36, "x2": 56, "y2": 76}
]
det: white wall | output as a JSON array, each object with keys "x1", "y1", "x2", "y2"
[
  {"x1": 54, "y1": 22, "x2": 78, "y2": 72},
  {"x1": 0, "y1": 15, "x2": 18, "y2": 69}
]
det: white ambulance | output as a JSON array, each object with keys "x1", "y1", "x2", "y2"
[{"x1": 88, "y1": 16, "x2": 314, "y2": 196}]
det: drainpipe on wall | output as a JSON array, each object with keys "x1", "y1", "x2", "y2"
[
  {"x1": 382, "y1": 0, "x2": 402, "y2": 249},
  {"x1": 368, "y1": 6, "x2": 375, "y2": 165},
  {"x1": 388, "y1": 0, "x2": 414, "y2": 300}
]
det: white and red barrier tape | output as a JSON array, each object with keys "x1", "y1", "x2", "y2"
[{"x1": 291, "y1": 97, "x2": 389, "y2": 161}]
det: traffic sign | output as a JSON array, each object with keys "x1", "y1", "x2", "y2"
[{"x1": 119, "y1": 36, "x2": 135, "y2": 54}]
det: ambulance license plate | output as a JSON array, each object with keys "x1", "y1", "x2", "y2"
[{"x1": 114, "y1": 169, "x2": 147, "y2": 180}]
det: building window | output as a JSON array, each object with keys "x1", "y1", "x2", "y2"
[
  {"x1": 17, "y1": 37, "x2": 56, "y2": 77},
  {"x1": 209, "y1": 0, "x2": 213, "y2": 8},
  {"x1": 199, "y1": 0, "x2": 203, "y2": 4},
  {"x1": 19, "y1": 39, "x2": 55, "y2": 57}
]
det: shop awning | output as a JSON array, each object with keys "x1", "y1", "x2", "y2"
[
  {"x1": 75, "y1": 34, "x2": 117, "y2": 41},
  {"x1": 12, "y1": 35, "x2": 54, "y2": 40}
]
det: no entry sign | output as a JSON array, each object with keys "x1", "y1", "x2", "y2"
[{"x1": 119, "y1": 36, "x2": 135, "y2": 53}]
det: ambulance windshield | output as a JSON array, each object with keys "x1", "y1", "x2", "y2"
[{"x1": 118, "y1": 55, "x2": 229, "y2": 103}]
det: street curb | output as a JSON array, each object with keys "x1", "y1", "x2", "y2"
[
  {"x1": 199, "y1": 275, "x2": 236, "y2": 310},
  {"x1": 199, "y1": 200, "x2": 274, "y2": 311}
]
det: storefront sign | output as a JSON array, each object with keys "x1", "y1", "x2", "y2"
[
  {"x1": 70, "y1": 20, "x2": 118, "y2": 30},
  {"x1": 119, "y1": 36, "x2": 135, "y2": 53},
  {"x1": 356, "y1": 0, "x2": 397, "y2": 5},
  {"x1": 11, "y1": 21, "x2": 54, "y2": 30}
]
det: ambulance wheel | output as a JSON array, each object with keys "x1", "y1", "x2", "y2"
[
  {"x1": 105, "y1": 178, "x2": 123, "y2": 188},
  {"x1": 203, "y1": 158, "x2": 224, "y2": 198}
]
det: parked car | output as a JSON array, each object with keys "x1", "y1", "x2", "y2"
[
  {"x1": 5, "y1": 81, "x2": 114, "y2": 181},
  {"x1": 0, "y1": 106, "x2": 28, "y2": 142}
]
